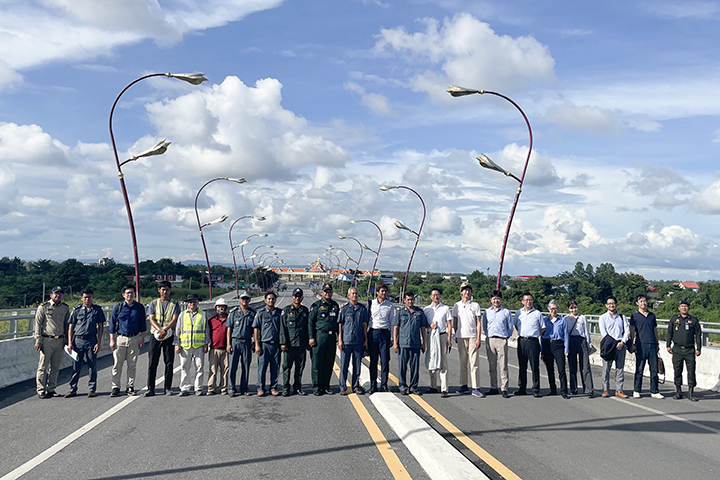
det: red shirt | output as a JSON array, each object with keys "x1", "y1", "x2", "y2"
[{"x1": 209, "y1": 315, "x2": 228, "y2": 349}]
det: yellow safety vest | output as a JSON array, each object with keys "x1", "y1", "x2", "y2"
[
  {"x1": 152, "y1": 299, "x2": 177, "y2": 333},
  {"x1": 179, "y1": 310, "x2": 206, "y2": 349}
]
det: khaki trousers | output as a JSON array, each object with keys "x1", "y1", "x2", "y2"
[
  {"x1": 458, "y1": 337, "x2": 480, "y2": 389},
  {"x1": 179, "y1": 346, "x2": 205, "y2": 392},
  {"x1": 36, "y1": 337, "x2": 64, "y2": 395},
  {"x1": 208, "y1": 348, "x2": 229, "y2": 393},
  {"x1": 486, "y1": 337, "x2": 509, "y2": 391},
  {"x1": 429, "y1": 332, "x2": 449, "y2": 392},
  {"x1": 111, "y1": 334, "x2": 140, "y2": 390}
]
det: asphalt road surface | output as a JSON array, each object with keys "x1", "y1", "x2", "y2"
[{"x1": 1, "y1": 284, "x2": 719, "y2": 480}]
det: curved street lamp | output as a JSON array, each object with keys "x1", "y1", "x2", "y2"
[
  {"x1": 328, "y1": 246, "x2": 357, "y2": 293},
  {"x1": 229, "y1": 215, "x2": 266, "y2": 298},
  {"x1": 240, "y1": 234, "x2": 269, "y2": 292},
  {"x1": 447, "y1": 85, "x2": 533, "y2": 290},
  {"x1": 350, "y1": 219, "x2": 384, "y2": 299},
  {"x1": 251, "y1": 245, "x2": 274, "y2": 291},
  {"x1": 195, "y1": 177, "x2": 246, "y2": 299},
  {"x1": 110, "y1": 72, "x2": 207, "y2": 297},
  {"x1": 379, "y1": 185, "x2": 426, "y2": 299},
  {"x1": 338, "y1": 236, "x2": 364, "y2": 288},
  {"x1": 323, "y1": 252, "x2": 343, "y2": 289}
]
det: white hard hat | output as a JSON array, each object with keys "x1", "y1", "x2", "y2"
[{"x1": 215, "y1": 298, "x2": 228, "y2": 306}]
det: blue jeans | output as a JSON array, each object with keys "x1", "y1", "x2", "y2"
[
  {"x1": 257, "y1": 343, "x2": 280, "y2": 392},
  {"x1": 69, "y1": 337, "x2": 97, "y2": 393},
  {"x1": 634, "y1": 342, "x2": 659, "y2": 394},
  {"x1": 398, "y1": 347, "x2": 420, "y2": 391},
  {"x1": 339, "y1": 344, "x2": 363, "y2": 391},
  {"x1": 228, "y1": 339, "x2": 252, "y2": 394},
  {"x1": 368, "y1": 329, "x2": 391, "y2": 389}
]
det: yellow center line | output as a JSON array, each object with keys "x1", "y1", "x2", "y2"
[
  {"x1": 386, "y1": 370, "x2": 522, "y2": 480},
  {"x1": 333, "y1": 362, "x2": 411, "y2": 480}
]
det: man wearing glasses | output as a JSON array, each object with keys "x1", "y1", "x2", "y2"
[
  {"x1": 34, "y1": 286, "x2": 70, "y2": 399},
  {"x1": 599, "y1": 296, "x2": 629, "y2": 398}
]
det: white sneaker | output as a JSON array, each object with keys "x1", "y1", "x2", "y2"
[
  {"x1": 632, "y1": 391, "x2": 641, "y2": 398},
  {"x1": 651, "y1": 392, "x2": 665, "y2": 399}
]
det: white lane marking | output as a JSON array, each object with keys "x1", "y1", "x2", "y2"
[
  {"x1": 1, "y1": 366, "x2": 181, "y2": 480},
  {"x1": 370, "y1": 393, "x2": 488, "y2": 480}
]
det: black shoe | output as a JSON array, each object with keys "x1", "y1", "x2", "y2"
[
  {"x1": 296, "y1": 389, "x2": 307, "y2": 396},
  {"x1": 501, "y1": 390, "x2": 510, "y2": 398},
  {"x1": 65, "y1": 391, "x2": 77, "y2": 398},
  {"x1": 179, "y1": 390, "x2": 189, "y2": 397},
  {"x1": 195, "y1": 390, "x2": 203, "y2": 396},
  {"x1": 547, "y1": 391, "x2": 557, "y2": 396},
  {"x1": 514, "y1": 390, "x2": 527, "y2": 396},
  {"x1": 144, "y1": 390, "x2": 155, "y2": 397},
  {"x1": 380, "y1": 385, "x2": 389, "y2": 393},
  {"x1": 410, "y1": 389, "x2": 421, "y2": 396},
  {"x1": 587, "y1": 391, "x2": 595, "y2": 398},
  {"x1": 282, "y1": 390, "x2": 291, "y2": 397},
  {"x1": 571, "y1": 390, "x2": 579, "y2": 395},
  {"x1": 487, "y1": 388, "x2": 500, "y2": 395},
  {"x1": 324, "y1": 389, "x2": 334, "y2": 395},
  {"x1": 369, "y1": 384, "x2": 378, "y2": 394},
  {"x1": 674, "y1": 391, "x2": 683, "y2": 400},
  {"x1": 110, "y1": 388, "x2": 120, "y2": 397},
  {"x1": 125, "y1": 387, "x2": 135, "y2": 396},
  {"x1": 562, "y1": 393, "x2": 570, "y2": 399},
  {"x1": 441, "y1": 391, "x2": 449, "y2": 398},
  {"x1": 401, "y1": 388, "x2": 409, "y2": 395},
  {"x1": 533, "y1": 392, "x2": 542, "y2": 398},
  {"x1": 313, "y1": 390, "x2": 323, "y2": 396},
  {"x1": 354, "y1": 387, "x2": 365, "y2": 395},
  {"x1": 38, "y1": 392, "x2": 50, "y2": 399},
  {"x1": 426, "y1": 387, "x2": 439, "y2": 394}
]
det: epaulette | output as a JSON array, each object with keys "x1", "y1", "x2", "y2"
[{"x1": 73, "y1": 305, "x2": 82, "y2": 310}]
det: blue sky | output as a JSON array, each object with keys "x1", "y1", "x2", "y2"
[{"x1": 2, "y1": 0, "x2": 720, "y2": 280}]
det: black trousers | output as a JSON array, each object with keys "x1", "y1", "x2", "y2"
[
  {"x1": 282, "y1": 346, "x2": 307, "y2": 392},
  {"x1": 541, "y1": 339, "x2": 568, "y2": 394},
  {"x1": 568, "y1": 336, "x2": 594, "y2": 394},
  {"x1": 672, "y1": 346, "x2": 697, "y2": 388},
  {"x1": 368, "y1": 328, "x2": 391, "y2": 389},
  {"x1": 147, "y1": 335, "x2": 175, "y2": 391},
  {"x1": 517, "y1": 337, "x2": 541, "y2": 394}
]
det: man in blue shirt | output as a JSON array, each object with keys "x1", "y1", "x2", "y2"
[
  {"x1": 541, "y1": 299, "x2": 570, "y2": 399},
  {"x1": 226, "y1": 290, "x2": 256, "y2": 397},
  {"x1": 338, "y1": 287, "x2": 369, "y2": 395},
  {"x1": 66, "y1": 288, "x2": 105, "y2": 397},
  {"x1": 393, "y1": 292, "x2": 428, "y2": 395},
  {"x1": 630, "y1": 294, "x2": 663, "y2": 399},
  {"x1": 109, "y1": 285, "x2": 146, "y2": 397},
  {"x1": 482, "y1": 290, "x2": 513, "y2": 398},
  {"x1": 513, "y1": 293, "x2": 545, "y2": 397},
  {"x1": 253, "y1": 291, "x2": 282, "y2": 396}
]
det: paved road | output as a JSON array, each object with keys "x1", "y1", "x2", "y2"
[{"x1": 1, "y1": 285, "x2": 719, "y2": 479}]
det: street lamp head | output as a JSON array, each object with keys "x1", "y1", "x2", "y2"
[
  {"x1": 361, "y1": 243, "x2": 378, "y2": 254},
  {"x1": 447, "y1": 85, "x2": 484, "y2": 97},
  {"x1": 225, "y1": 177, "x2": 247, "y2": 184},
  {"x1": 259, "y1": 234, "x2": 269, "y2": 237},
  {"x1": 253, "y1": 216, "x2": 266, "y2": 221},
  {"x1": 477, "y1": 154, "x2": 517, "y2": 179},
  {"x1": 379, "y1": 185, "x2": 399, "y2": 191},
  {"x1": 338, "y1": 235, "x2": 347, "y2": 239},
  {"x1": 247, "y1": 253, "x2": 258, "y2": 260},
  {"x1": 167, "y1": 73, "x2": 208, "y2": 85},
  {"x1": 394, "y1": 220, "x2": 418, "y2": 236},
  {"x1": 349, "y1": 219, "x2": 358, "y2": 224},
  {"x1": 201, "y1": 214, "x2": 228, "y2": 228},
  {"x1": 129, "y1": 139, "x2": 171, "y2": 161}
]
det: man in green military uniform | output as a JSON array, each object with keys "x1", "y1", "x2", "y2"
[
  {"x1": 280, "y1": 288, "x2": 310, "y2": 396},
  {"x1": 34, "y1": 286, "x2": 70, "y2": 399},
  {"x1": 308, "y1": 283, "x2": 340, "y2": 396},
  {"x1": 667, "y1": 300, "x2": 702, "y2": 401}
]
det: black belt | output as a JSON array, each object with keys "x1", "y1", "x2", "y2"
[
  {"x1": 118, "y1": 333, "x2": 139, "y2": 338},
  {"x1": 232, "y1": 338, "x2": 250, "y2": 342},
  {"x1": 439, "y1": 332, "x2": 448, "y2": 335},
  {"x1": 264, "y1": 341, "x2": 277, "y2": 344},
  {"x1": 550, "y1": 339, "x2": 564, "y2": 343},
  {"x1": 490, "y1": 336, "x2": 508, "y2": 339},
  {"x1": 74, "y1": 334, "x2": 96, "y2": 338},
  {"x1": 519, "y1": 336, "x2": 538, "y2": 340},
  {"x1": 676, "y1": 345, "x2": 695, "y2": 349},
  {"x1": 319, "y1": 331, "x2": 335, "y2": 335},
  {"x1": 41, "y1": 334, "x2": 64, "y2": 339}
]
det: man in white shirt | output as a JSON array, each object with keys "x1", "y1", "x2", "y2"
[
  {"x1": 424, "y1": 288, "x2": 453, "y2": 398},
  {"x1": 452, "y1": 282, "x2": 483, "y2": 397},
  {"x1": 599, "y1": 296, "x2": 629, "y2": 398},
  {"x1": 368, "y1": 282, "x2": 394, "y2": 393},
  {"x1": 513, "y1": 293, "x2": 545, "y2": 398}
]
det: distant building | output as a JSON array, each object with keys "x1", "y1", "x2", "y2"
[
  {"x1": 512, "y1": 275, "x2": 545, "y2": 281},
  {"x1": 675, "y1": 282, "x2": 700, "y2": 292}
]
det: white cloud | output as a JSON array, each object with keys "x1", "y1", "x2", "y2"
[
  {"x1": 544, "y1": 101, "x2": 622, "y2": 134},
  {"x1": 20, "y1": 196, "x2": 52, "y2": 208},
  {"x1": 0, "y1": 122, "x2": 69, "y2": 165},
  {"x1": 373, "y1": 12, "x2": 555, "y2": 100},
  {"x1": 344, "y1": 81, "x2": 394, "y2": 116},
  {"x1": 644, "y1": 1, "x2": 719, "y2": 19},
  {"x1": 427, "y1": 206, "x2": 463, "y2": 234},
  {"x1": 692, "y1": 174, "x2": 720, "y2": 214},
  {"x1": 0, "y1": 0, "x2": 284, "y2": 88}
]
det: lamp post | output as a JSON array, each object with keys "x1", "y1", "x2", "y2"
[
  {"x1": 379, "y1": 185, "x2": 426, "y2": 299},
  {"x1": 350, "y1": 219, "x2": 383, "y2": 299},
  {"x1": 338, "y1": 236, "x2": 364, "y2": 288},
  {"x1": 240, "y1": 234, "x2": 269, "y2": 292},
  {"x1": 195, "y1": 177, "x2": 246, "y2": 300},
  {"x1": 250, "y1": 245, "x2": 274, "y2": 290},
  {"x1": 328, "y1": 246, "x2": 356, "y2": 294},
  {"x1": 229, "y1": 215, "x2": 266, "y2": 298},
  {"x1": 447, "y1": 85, "x2": 533, "y2": 290},
  {"x1": 110, "y1": 72, "x2": 207, "y2": 298},
  {"x1": 324, "y1": 252, "x2": 342, "y2": 289}
]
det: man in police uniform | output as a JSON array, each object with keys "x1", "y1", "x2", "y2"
[
  {"x1": 145, "y1": 281, "x2": 179, "y2": 396},
  {"x1": 667, "y1": 300, "x2": 702, "y2": 401},
  {"x1": 338, "y1": 287, "x2": 369, "y2": 395},
  {"x1": 368, "y1": 281, "x2": 394, "y2": 393},
  {"x1": 173, "y1": 294, "x2": 210, "y2": 396},
  {"x1": 34, "y1": 286, "x2": 70, "y2": 399},
  {"x1": 393, "y1": 291, "x2": 428, "y2": 395},
  {"x1": 66, "y1": 288, "x2": 105, "y2": 397},
  {"x1": 226, "y1": 291, "x2": 256, "y2": 397},
  {"x1": 309, "y1": 283, "x2": 340, "y2": 396},
  {"x1": 253, "y1": 291, "x2": 282, "y2": 396},
  {"x1": 280, "y1": 288, "x2": 310, "y2": 396}
]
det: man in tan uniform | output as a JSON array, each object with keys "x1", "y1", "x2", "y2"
[{"x1": 34, "y1": 286, "x2": 70, "y2": 399}]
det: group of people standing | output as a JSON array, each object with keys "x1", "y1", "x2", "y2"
[{"x1": 32, "y1": 281, "x2": 703, "y2": 402}]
